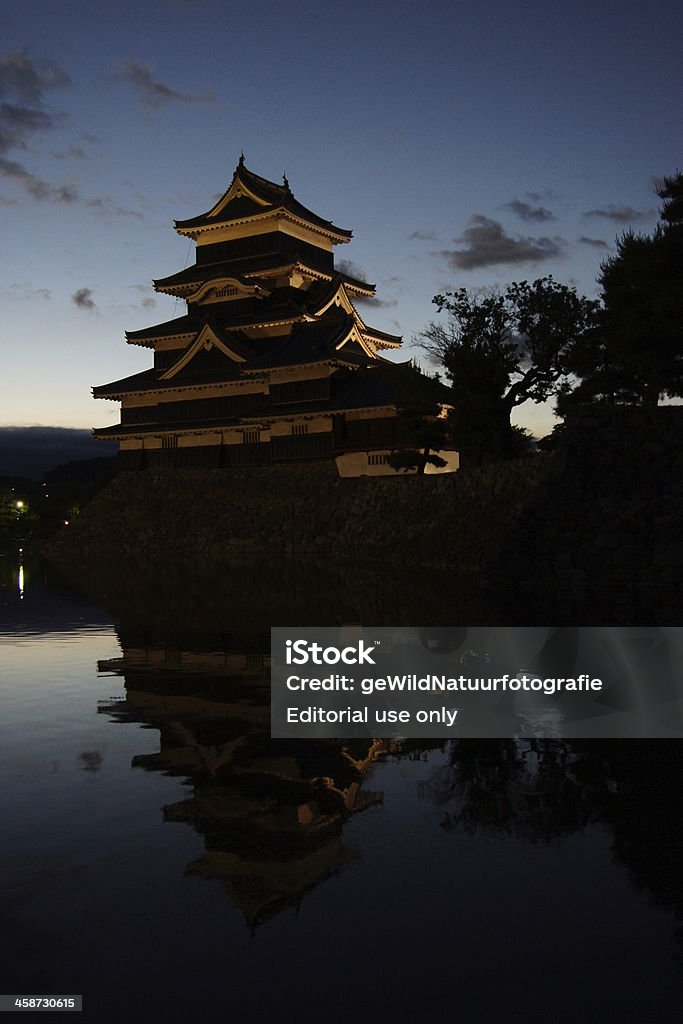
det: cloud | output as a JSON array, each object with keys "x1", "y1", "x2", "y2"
[
  {"x1": 5, "y1": 283, "x2": 52, "y2": 301},
  {"x1": 86, "y1": 195, "x2": 143, "y2": 219},
  {"x1": 0, "y1": 102, "x2": 55, "y2": 147},
  {"x1": 336, "y1": 258, "x2": 370, "y2": 282},
  {"x1": 578, "y1": 235, "x2": 609, "y2": 250},
  {"x1": 72, "y1": 287, "x2": 98, "y2": 312},
  {"x1": 121, "y1": 285, "x2": 157, "y2": 313},
  {"x1": 130, "y1": 284, "x2": 156, "y2": 308},
  {"x1": 355, "y1": 296, "x2": 398, "y2": 309},
  {"x1": 525, "y1": 189, "x2": 559, "y2": 202},
  {"x1": 0, "y1": 155, "x2": 77, "y2": 201},
  {"x1": 438, "y1": 215, "x2": 566, "y2": 270},
  {"x1": 0, "y1": 51, "x2": 73, "y2": 200},
  {"x1": 503, "y1": 199, "x2": 556, "y2": 223},
  {"x1": 0, "y1": 51, "x2": 70, "y2": 105},
  {"x1": 50, "y1": 144, "x2": 86, "y2": 160},
  {"x1": 583, "y1": 204, "x2": 650, "y2": 224},
  {"x1": 409, "y1": 229, "x2": 437, "y2": 240},
  {"x1": 115, "y1": 59, "x2": 215, "y2": 107}
]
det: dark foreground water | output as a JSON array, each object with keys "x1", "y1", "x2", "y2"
[{"x1": 1, "y1": 549, "x2": 682, "y2": 1022}]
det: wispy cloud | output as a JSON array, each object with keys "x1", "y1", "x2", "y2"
[
  {"x1": 86, "y1": 195, "x2": 143, "y2": 219},
  {"x1": 5, "y1": 283, "x2": 52, "y2": 302},
  {"x1": 50, "y1": 144, "x2": 86, "y2": 160},
  {"x1": 503, "y1": 199, "x2": 556, "y2": 223},
  {"x1": 583, "y1": 204, "x2": 650, "y2": 224},
  {"x1": 578, "y1": 235, "x2": 609, "y2": 250},
  {"x1": 115, "y1": 59, "x2": 215, "y2": 107},
  {"x1": 336, "y1": 258, "x2": 371, "y2": 282},
  {"x1": 0, "y1": 155, "x2": 78, "y2": 201},
  {"x1": 0, "y1": 51, "x2": 74, "y2": 201},
  {"x1": 0, "y1": 51, "x2": 70, "y2": 105},
  {"x1": 129, "y1": 284, "x2": 157, "y2": 310},
  {"x1": 437, "y1": 215, "x2": 566, "y2": 270},
  {"x1": 409, "y1": 229, "x2": 437, "y2": 241},
  {"x1": 72, "y1": 287, "x2": 98, "y2": 312},
  {"x1": 355, "y1": 296, "x2": 398, "y2": 309}
]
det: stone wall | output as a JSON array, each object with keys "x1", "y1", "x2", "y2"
[
  {"x1": 48, "y1": 452, "x2": 553, "y2": 570},
  {"x1": 48, "y1": 407, "x2": 683, "y2": 615}
]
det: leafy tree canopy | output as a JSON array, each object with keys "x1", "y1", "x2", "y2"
[
  {"x1": 420, "y1": 276, "x2": 598, "y2": 461},
  {"x1": 564, "y1": 171, "x2": 683, "y2": 408}
]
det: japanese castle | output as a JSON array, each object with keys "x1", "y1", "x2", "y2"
[{"x1": 94, "y1": 158, "x2": 456, "y2": 475}]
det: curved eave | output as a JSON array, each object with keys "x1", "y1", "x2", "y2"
[
  {"x1": 241, "y1": 358, "x2": 345, "y2": 377},
  {"x1": 154, "y1": 280, "x2": 197, "y2": 298},
  {"x1": 371, "y1": 353, "x2": 411, "y2": 366},
  {"x1": 236, "y1": 316, "x2": 303, "y2": 331},
  {"x1": 363, "y1": 331, "x2": 403, "y2": 349},
  {"x1": 125, "y1": 331, "x2": 195, "y2": 349},
  {"x1": 93, "y1": 403, "x2": 398, "y2": 442},
  {"x1": 153, "y1": 260, "x2": 335, "y2": 298},
  {"x1": 240, "y1": 261, "x2": 334, "y2": 286},
  {"x1": 338, "y1": 274, "x2": 375, "y2": 297},
  {"x1": 174, "y1": 208, "x2": 352, "y2": 245}
]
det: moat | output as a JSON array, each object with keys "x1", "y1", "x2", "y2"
[{"x1": 1, "y1": 548, "x2": 682, "y2": 1022}]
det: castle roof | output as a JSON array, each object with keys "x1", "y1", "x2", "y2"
[
  {"x1": 174, "y1": 158, "x2": 352, "y2": 241},
  {"x1": 93, "y1": 360, "x2": 450, "y2": 440}
]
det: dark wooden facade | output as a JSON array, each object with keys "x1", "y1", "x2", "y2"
[{"x1": 93, "y1": 159, "x2": 454, "y2": 474}]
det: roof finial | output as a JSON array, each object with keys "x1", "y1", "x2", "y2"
[
  {"x1": 283, "y1": 171, "x2": 289, "y2": 190},
  {"x1": 238, "y1": 151, "x2": 245, "y2": 167}
]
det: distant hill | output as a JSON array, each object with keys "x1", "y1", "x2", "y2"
[{"x1": 0, "y1": 427, "x2": 116, "y2": 480}]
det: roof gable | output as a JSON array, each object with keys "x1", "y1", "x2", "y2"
[
  {"x1": 205, "y1": 170, "x2": 272, "y2": 221},
  {"x1": 161, "y1": 324, "x2": 249, "y2": 380},
  {"x1": 174, "y1": 158, "x2": 352, "y2": 241},
  {"x1": 188, "y1": 276, "x2": 269, "y2": 305}
]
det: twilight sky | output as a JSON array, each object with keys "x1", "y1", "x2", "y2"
[{"x1": 2, "y1": 0, "x2": 681, "y2": 437}]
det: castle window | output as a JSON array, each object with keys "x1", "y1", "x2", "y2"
[
  {"x1": 368, "y1": 453, "x2": 391, "y2": 466},
  {"x1": 292, "y1": 424, "x2": 308, "y2": 436},
  {"x1": 162, "y1": 435, "x2": 179, "y2": 449},
  {"x1": 243, "y1": 429, "x2": 261, "y2": 444}
]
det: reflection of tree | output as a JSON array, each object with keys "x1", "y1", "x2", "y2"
[
  {"x1": 77, "y1": 751, "x2": 103, "y2": 773},
  {"x1": 420, "y1": 738, "x2": 683, "y2": 928},
  {"x1": 421, "y1": 739, "x2": 606, "y2": 840},
  {"x1": 100, "y1": 636, "x2": 390, "y2": 927},
  {"x1": 600, "y1": 740, "x2": 683, "y2": 923}
]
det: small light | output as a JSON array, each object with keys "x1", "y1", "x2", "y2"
[
  {"x1": 15, "y1": 500, "x2": 24, "y2": 508},
  {"x1": 64, "y1": 520, "x2": 69, "y2": 526}
]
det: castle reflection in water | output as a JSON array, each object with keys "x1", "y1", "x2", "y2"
[{"x1": 89, "y1": 557, "x2": 683, "y2": 932}]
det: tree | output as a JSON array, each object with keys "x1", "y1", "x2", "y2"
[
  {"x1": 420, "y1": 277, "x2": 599, "y2": 462},
  {"x1": 386, "y1": 400, "x2": 450, "y2": 474},
  {"x1": 565, "y1": 172, "x2": 683, "y2": 408}
]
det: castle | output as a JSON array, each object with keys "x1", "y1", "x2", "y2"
[{"x1": 93, "y1": 158, "x2": 456, "y2": 475}]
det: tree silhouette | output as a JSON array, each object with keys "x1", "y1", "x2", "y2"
[
  {"x1": 564, "y1": 172, "x2": 683, "y2": 408},
  {"x1": 386, "y1": 400, "x2": 450, "y2": 474},
  {"x1": 420, "y1": 277, "x2": 598, "y2": 462}
]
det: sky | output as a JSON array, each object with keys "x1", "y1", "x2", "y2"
[{"x1": 1, "y1": 0, "x2": 681, "y2": 438}]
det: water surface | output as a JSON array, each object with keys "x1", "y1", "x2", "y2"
[{"x1": 1, "y1": 550, "x2": 682, "y2": 1022}]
